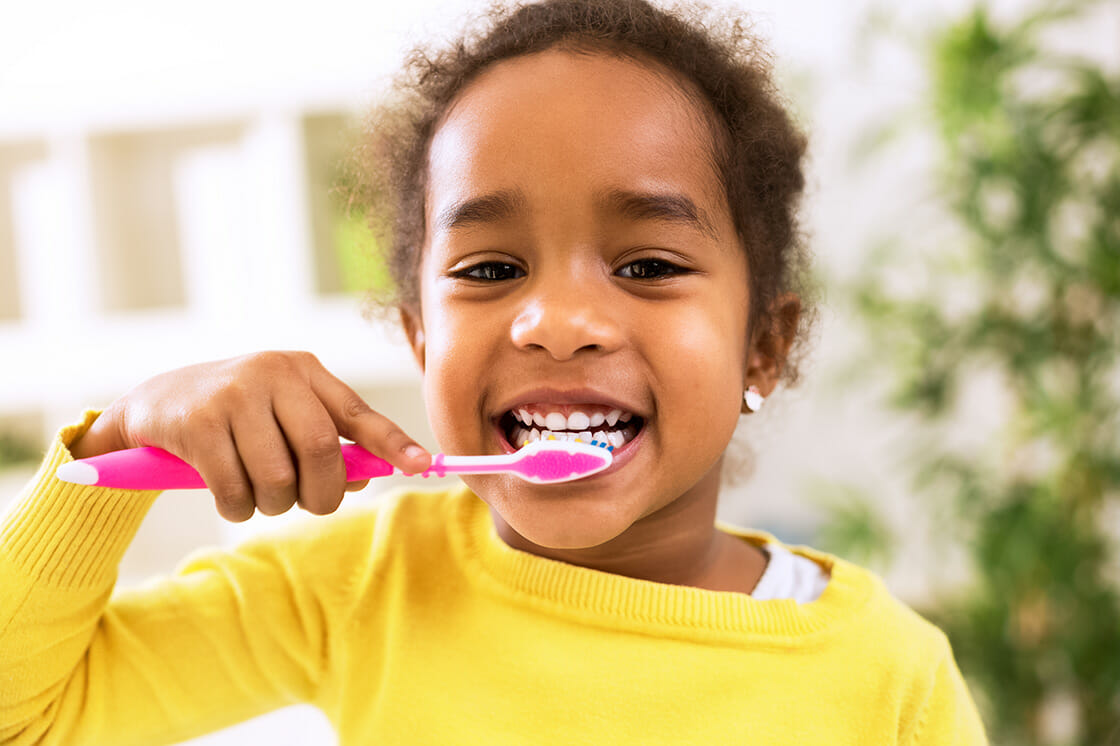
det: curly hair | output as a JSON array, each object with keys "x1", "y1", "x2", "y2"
[{"x1": 348, "y1": 0, "x2": 816, "y2": 385}]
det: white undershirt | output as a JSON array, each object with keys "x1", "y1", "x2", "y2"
[{"x1": 750, "y1": 542, "x2": 830, "y2": 604}]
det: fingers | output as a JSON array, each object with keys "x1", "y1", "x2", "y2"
[
  {"x1": 122, "y1": 350, "x2": 427, "y2": 523},
  {"x1": 229, "y1": 411, "x2": 301, "y2": 517},
  {"x1": 176, "y1": 415, "x2": 256, "y2": 523},
  {"x1": 270, "y1": 380, "x2": 347, "y2": 515},
  {"x1": 308, "y1": 364, "x2": 432, "y2": 476}
]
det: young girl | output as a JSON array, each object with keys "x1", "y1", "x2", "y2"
[{"x1": 0, "y1": 0, "x2": 988, "y2": 743}]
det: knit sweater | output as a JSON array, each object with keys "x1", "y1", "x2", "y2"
[{"x1": 0, "y1": 411, "x2": 988, "y2": 745}]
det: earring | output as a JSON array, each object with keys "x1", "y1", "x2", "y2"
[{"x1": 743, "y1": 385, "x2": 765, "y2": 413}]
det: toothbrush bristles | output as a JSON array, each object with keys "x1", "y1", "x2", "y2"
[{"x1": 518, "y1": 436, "x2": 614, "y2": 453}]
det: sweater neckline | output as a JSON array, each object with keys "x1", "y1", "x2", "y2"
[{"x1": 449, "y1": 486, "x2": 874, "y2": 644}]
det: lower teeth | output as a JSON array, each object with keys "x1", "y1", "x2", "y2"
[{"x1": 510, "y1": 425, "x2": 630, "y2": 449}]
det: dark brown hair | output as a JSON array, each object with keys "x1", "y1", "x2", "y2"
[{"x1": 349, "y1": 0, "x2": 816, "y2": 384}]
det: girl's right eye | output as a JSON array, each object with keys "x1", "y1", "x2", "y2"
[{"x1": 451, "y1": 261, "x2": 526, "y2": 282}]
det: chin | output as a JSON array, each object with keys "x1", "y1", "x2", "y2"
[
  {"x1": 478, "y1": 480, "x2": 637, "y2": 551},
  {"x1": 508, "y1": 517, "x2": 628, "y2": 551}
]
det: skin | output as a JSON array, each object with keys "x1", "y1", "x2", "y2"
[
  {"x1": 69, "y1": 351, "x2": 433, "y2": 522},
  {"x1": 403, "y1": 48, "x2": 799, "y2": 593},
  {"x1": 69, "y1": 47, "x2": 800, "y2": 595}
]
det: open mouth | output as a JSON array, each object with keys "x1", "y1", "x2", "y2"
[{"x1": 498, "y1": 405, "x2": 645, "y2": 450}]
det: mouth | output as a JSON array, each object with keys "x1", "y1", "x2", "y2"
[{"x1": 496, "y1": 404, "x2": 645, "y2": 451}]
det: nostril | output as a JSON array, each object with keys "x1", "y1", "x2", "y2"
[{"x1": 510, "y1": 304, "x2": 621, "y2": 360}]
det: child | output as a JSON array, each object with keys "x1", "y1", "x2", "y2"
[{"x1": 0, "y1": 0, "x2": 988, "y2": 743}]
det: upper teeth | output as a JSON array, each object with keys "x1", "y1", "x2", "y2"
[{"x1": 512, "y1": 408, "x2": 629, "y2": 431}]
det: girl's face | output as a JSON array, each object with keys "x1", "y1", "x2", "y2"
[{"x1": 407, "y1": 49, "x2": 753, "y2": 550}]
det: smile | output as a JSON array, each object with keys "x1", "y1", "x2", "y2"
[{"x1": 499, "y1": 404, "x2": 645, "y2": 449}]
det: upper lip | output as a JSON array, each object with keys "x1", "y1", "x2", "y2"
[{"x1": 492, "y1": 387, "x2": 647, "y2": 419}]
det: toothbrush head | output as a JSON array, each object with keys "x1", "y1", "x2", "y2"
[{"x1": 509, "y1": 438, "x2": 614, "y2": 484}]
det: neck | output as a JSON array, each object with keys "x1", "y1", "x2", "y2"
[{"x1": 489, "y1": 464, "x2": 767, "y2": 594}]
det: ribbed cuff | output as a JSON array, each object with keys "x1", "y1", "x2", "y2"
[{"x1": 0, "y1": 410, "x2": 161, "y2": 589}]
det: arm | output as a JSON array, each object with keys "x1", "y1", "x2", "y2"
[
  {"x1": 0, "y1": 413, "x2": 322, "y2": 745},
  {"x1": 2, "y1": 352, "x2": 428, "y2": 746},
  {"x1": 1, "y1": 411, "x2": 389, "y2": 746},
  {"x1": 909, "y1": 652, "x2": 989, "y2": 746}
]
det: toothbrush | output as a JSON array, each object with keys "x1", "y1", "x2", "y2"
[{"x1": 55, "y1": 438, "x2": 614, "y2": 490}]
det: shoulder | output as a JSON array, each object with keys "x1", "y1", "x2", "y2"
[
  {"x1": 726, "y1": 527, "x2": 953, "y2": 654},
  {"x1": 256, "y1": 483, "x2": 468, "y2": 551},
  {"x1": 170, "y1": 485, "x2": 473, "y2": 596},
  {"x1": 807, "y1": 546, "x2": 955, "y2": 666},
  {"x1": 756, "y1": 532, "x2": 953, "y2": 657},
  {"x1": 784, "y1": 543, "x2": 986, "y2": 743}
]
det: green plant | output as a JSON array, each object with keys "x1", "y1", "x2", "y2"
[
  {"x1": 332, "y1": 206, "x2": 392, "y2": 295},
  {"x1": 0, "y1": 432, "x2": 40, "y2": 468},
  {"x1": 833, "y1": 2, "x2": 1120, "y2": 743}
]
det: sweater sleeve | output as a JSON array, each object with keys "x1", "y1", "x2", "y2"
[
  {"x1": 0, "y1": 412, "x2": 352, "y2": 746},
  {"x1": 910, "y1": 650, "x2": 989, "y2": 746}
]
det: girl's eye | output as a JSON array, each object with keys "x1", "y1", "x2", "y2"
[
  {"x1": 616, "y1": 258, "x2": 687, "y2": 280},
  {"x1": 452, "y1": 262, "x2": 526, "y2": 281}
]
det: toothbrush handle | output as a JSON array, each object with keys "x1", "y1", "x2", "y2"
[
  {"x1": 60, "y1": 444, "x2": 398, "y2": 490},
  {"x1": 339, "y1": 444, "x2": 398, "y2": 480}
]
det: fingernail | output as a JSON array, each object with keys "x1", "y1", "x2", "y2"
[{"x1": 404, "y1": 444, "x2": 427, "y2": 460}]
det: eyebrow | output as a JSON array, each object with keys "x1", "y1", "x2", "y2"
[
  {"x1": 434, "y1": 186, "x2": 717, "y2": 237},
  {"x1": 436, "y1": 189, "x2": 527, "y2": 232},
  {"x1": 602, "y1": 188, "x2": 717, "y2": 238}
]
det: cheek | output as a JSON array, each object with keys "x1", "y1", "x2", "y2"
[
  {"x1": 648, "y1": 290, "x2": 748, "y2": 429},
  {"x1": 418, "y1": 284, "x2": 462, "y2": 447},
  {"x1": 421, "y1": 329, "x2": 466, "y2": 445},
  {"x1": 419, "y1": 292, "x2": 503, "y2": 450}
]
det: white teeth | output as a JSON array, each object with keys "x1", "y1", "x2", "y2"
[
  {"x1": 510, "y1": 406, "x2": 638, "y2": 449},
  {"x1": 513, "y1": 409, "x2": 633, "y2": 428},
  {"x1": 567, "y1": 411, "x2": 591, "y2": 430},
  {"x1": 544, "y1": 412, "x2": 567, "y2": 431}
]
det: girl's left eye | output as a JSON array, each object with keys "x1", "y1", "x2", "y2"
[
  {"x1": 451, "y1": 262, "x2": 526, "y2": 281},
  {"x1": 616, "y1": 258, "x2": 688, "y2": 280}
]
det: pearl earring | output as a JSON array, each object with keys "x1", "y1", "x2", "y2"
[{"x1": 743, "y1": 385, "x2": 765, "y2": 413}]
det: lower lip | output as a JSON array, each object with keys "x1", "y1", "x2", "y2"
[{"x1": 494, "y1": 422, "x2": 645, "y2": 478}]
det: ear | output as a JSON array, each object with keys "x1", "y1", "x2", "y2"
[
  {"x1": 400, "y1": 305, "x2": 426, "y2": 373},
  {"x1": 743, "y1": 293, "x2": 801, "y2": 398}
]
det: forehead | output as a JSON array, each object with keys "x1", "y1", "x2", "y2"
[{"x1": 425, "y1": 48, "x2": 727, "y2": 221}]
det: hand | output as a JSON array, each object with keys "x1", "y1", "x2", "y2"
[{"x1": 69, "y1": 351, "x2": 432, "y2": 522}]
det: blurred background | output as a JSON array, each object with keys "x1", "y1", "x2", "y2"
[{"x1": 1, "y1": 0, "x2": 1117, "y2": 744}]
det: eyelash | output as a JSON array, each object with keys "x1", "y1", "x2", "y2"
[
  {"x1": 451, "y1": 258, "x2": 688, "y2": 282},
  {"x1": 615, "y1": 258, "x2": 688, "y2": 280},
  {"x1": 451, "y1": 262, "x2": 526, "y2": 282}
]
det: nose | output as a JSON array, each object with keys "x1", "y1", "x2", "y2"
[{"x1": 510, "y1": 275, "x2": 624, "y2": 360}]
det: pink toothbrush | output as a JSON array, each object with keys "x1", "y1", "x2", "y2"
[{"x1": 55, "y1": 438, "x2": 614, "y2": 490}]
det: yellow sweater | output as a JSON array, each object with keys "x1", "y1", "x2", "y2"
[{"x1": 1, "y1": 412, "x2": 988, "y2": 745}]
